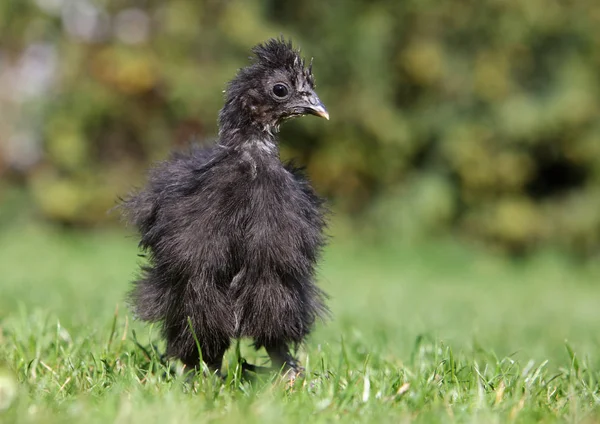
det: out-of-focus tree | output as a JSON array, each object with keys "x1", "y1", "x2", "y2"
[{"x1": 0, "y1": 0, "x2": 599, "y2": 255}]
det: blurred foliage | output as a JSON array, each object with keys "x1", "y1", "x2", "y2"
[{"x1": 0, "y1": 0, "x2": 599, "y2": 255}]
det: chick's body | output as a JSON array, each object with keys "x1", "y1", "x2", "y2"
[{"x1": 122, "y1": 39, "x2": 329, "y2": 374}]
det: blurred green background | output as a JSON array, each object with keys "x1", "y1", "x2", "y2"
[{"x1": 0, "y1": 0, "x2": 599, "y2": 255}]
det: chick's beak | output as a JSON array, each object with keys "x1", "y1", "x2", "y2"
[{"x1": 305, "y1": 92, "x2": 329, "y2": 120}]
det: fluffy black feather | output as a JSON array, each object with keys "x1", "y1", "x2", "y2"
[{"x1": 121, "y1": 38, "x2": 329, "y2": 375}]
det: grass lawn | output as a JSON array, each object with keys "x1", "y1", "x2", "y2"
[{"x1": 1, "y1": 223, "x2": 599, "y2": 423}]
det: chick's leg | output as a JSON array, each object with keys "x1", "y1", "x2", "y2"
[
  {"x1": 180, "y1": 339, "x2": 229, "y2": 375},
  {"x1": 265, "y1": 341, "x2": 303, "y2": 377}
]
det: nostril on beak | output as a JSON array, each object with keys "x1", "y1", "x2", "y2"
[{"x1": 304, "y1": 92, "x2": 329, "y2": 120}]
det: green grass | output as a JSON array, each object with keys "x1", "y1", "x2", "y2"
[{"x1": 1, "y1": 223, "x2": 600, "y2": 423}]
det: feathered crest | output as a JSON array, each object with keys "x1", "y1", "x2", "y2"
[{"x1": 251, "y1": 37, "x2": 315, "y2": 87}]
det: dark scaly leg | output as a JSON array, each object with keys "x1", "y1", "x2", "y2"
[
  {"x1": 242, "y1": 341, "x2": 302, "y2": 378},
  {"x1": 264, "y1": 341, "x2": 303, "y2": 378},
  {"x1": 179, "y1": 338, "x2": 229, "y2": 376}
]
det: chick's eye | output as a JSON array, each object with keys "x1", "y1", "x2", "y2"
[{"x1": 272, "y1": 83, "x2": 289, "y2": 98}]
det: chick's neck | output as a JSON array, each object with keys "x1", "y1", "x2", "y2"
[{"x1": 217, "y1": 97, "x2": 279, "y2": 152}]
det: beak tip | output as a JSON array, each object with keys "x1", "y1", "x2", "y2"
[{"x1": 311, "y1": 105, "x2": 329, "y2": 120}]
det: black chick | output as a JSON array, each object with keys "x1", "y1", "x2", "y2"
[{"x1": 122, "y1": 38, "x2": 329, "y2": 376}]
